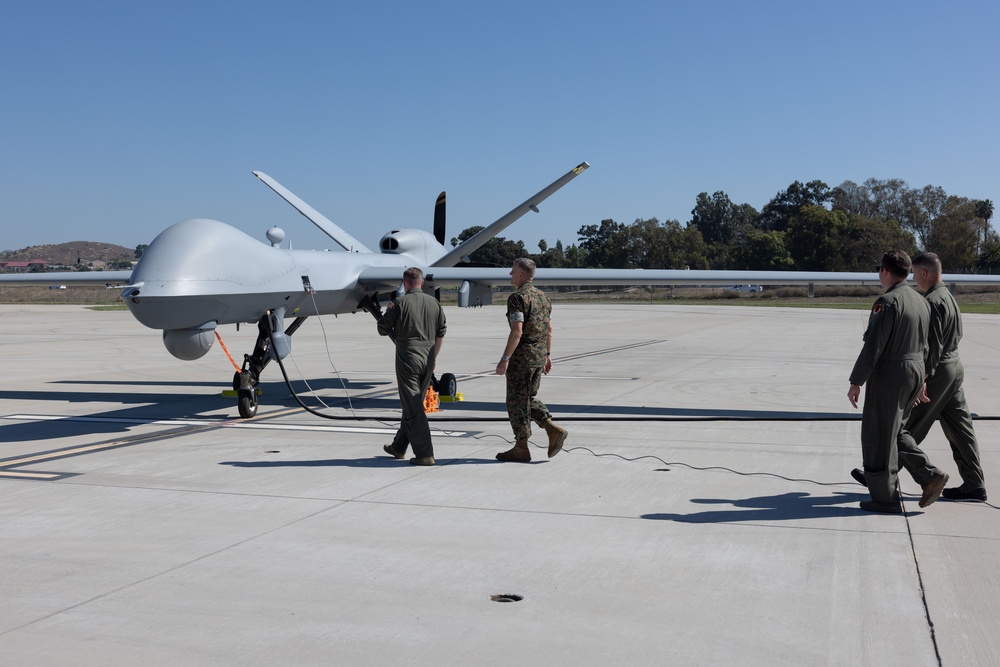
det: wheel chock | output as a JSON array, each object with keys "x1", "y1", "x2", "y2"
[
  {"x1": 221, "y1": 388, "x2": 263, "y2": 398},
  {"x1": 439, "y1": 393, "x2": 464, "y2": 403}
]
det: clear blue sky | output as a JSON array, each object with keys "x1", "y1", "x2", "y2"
[{"x1": 2, "y1": 1, "x2": 997, "y2": 254}]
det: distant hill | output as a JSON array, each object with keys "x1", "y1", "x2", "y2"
[{"x1": 0, "y1": 241, "x2": 137, "y2": 269}]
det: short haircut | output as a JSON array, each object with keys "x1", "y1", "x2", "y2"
[
  {"x1": 513, "y1": 257, "x2": 536, "y2": 278},
  {"x1": 881, "y1": 250, "x2": 912, "y2": 279},
  {"x1": 403, "y1": 267, "x2": 423, "y2": 283},
  {"x1": 912, "y1": 252, "x2": 942, "y2": 274}
]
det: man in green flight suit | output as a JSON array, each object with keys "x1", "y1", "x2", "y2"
[
  {"x1": 848, "y1": 250, "x2": 942, "y2": 513},
  {"x1": 377, "y1": 267, "x2": 446, "y2": 466},
  {"x1": 494, "y1": 258, "x2": 568, "y2": 462},
  {"x1": 869, "y1": 252, "x2": 986, "y2": 501}
]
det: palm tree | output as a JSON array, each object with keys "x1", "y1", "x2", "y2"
[{"x1": 975, "y1": 199, "x2": 994, "y2": 251}]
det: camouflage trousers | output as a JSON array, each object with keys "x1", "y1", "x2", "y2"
[{"x1": 505, "y1": 362, "x2": 552, "y2": 441}]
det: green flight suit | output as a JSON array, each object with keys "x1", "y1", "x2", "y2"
[
  {"x1": 505, "y1": 283, "x2": 553, "y2": 441},
  {"x1": 897, "y1": 283, "x2": 985, "y2": 492},
  {"x1": 378, "y1": 288, "x2": 446, "y2": 459},
  {"x1": 849, "y1": 282, "x2": 929, "y2": 505}
]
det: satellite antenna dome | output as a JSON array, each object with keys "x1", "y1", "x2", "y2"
[{"x1": 266, "y1": 226, "x2": 285, "y2": 247}]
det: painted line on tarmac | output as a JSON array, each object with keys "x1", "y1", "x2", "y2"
[
  {"x1": 2, "y1": 414, "x2": 469, "y2": 437},
  {"x1": 0, "y1": 469, "x2": 71, "y2": 481},
  {"x1": 459, "y1": 372, "x2": 637, "y2": 380}
]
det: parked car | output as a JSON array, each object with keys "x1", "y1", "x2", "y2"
[{"x1": 725, "y1": 284, "x2": 762, "y2": 292}]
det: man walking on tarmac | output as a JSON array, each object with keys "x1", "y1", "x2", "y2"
[
  {"x1": 495, "y1": 258, "x2": 567, "y2": 462},
  {"x1": 847, "y1": 250, "x2": 942, "y2": 513},
  {"x1": 851, "y1": 252, "x2": 987, "y2": 502},
  {"x1": 377, "y1": 267, "x2": 446, "y2": 466}
]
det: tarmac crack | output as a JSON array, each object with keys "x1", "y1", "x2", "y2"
[{"x1": 903, "y1": 509, "x2": 944, "y2": 667}]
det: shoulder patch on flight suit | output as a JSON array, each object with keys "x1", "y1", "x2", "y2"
[{"x1": 872, "y1": 304, "x2": 882, "y2": 315}]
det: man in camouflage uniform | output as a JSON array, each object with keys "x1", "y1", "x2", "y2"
[
  {"x1": 377, "y1": 267, "x2": 446, "y2": 466},
  {"x1": 494, "y1": 258, "x2": 567, "y2": 462},
  {"x1": 887, "y1": 253, "x2": 986, "y2": 501},
  {"x1": 848, "y1": 250, "x2": 943, "y2": 513}
]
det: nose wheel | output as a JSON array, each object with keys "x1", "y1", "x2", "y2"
[
  {"x1": 231, "y1": 311, "x2": 307, "y2": 418},
  {"x1": 235, "y1": 369, "x2": 259, "y2": 418}
]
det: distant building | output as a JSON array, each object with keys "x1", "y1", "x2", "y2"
[{"x1": 0, "y1": 260, "x2": 49, "y2": 273}]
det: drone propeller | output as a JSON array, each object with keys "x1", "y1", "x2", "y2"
[
  {"x1": 433, "y1": 191, "x2": 445, "y2": 301},
  {"x1": 433, "y1": 191, "x2": 446, "y2": 246}
]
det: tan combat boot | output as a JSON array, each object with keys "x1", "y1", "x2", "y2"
[
  {"x1": 543, "y1": 419, "x2": 568, "y2": 458},
  {"x1": 496, "y1": 439, "x2": 531, "y2": 462}
]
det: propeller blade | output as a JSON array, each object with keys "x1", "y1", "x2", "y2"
[
  {"x1": 433, "y1": 192, "x2": 446, "y2": 300},
  {"x1": 433, "y1": 191, "x2": 446, "y2": 246}
]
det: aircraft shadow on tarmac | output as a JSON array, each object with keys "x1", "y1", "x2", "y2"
[
  {"x1": 0, "y1": 389, "x2": 243, "y2": 444},
  {"x1": 640, "y1": 491, "x2": 907, "y2": 522},
  {"x1": 37, "y1": 378, "x2": 864, "y2": 420},
  {"x1": 0, "y1": 380, "x2": 390, "y2": 443},
  {"x1": 1, "y1": 380, "x2": 856, "y2": 445}
]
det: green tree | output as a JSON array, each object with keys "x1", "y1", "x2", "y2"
[
  {"x1": 536, "y1": 239, "x2": 567, "y2": 268},
  {"x1": 729, "y1": 230, "x2": 794, "y2": 270},
  {"x1": 135, "y1": 244, "x2": 149, "y2": 259},
  {"x1": 758, "y1": 180, "x2": 831, "y2": 232},
  {"x1": 975, "y1": 199, "x2": 995, "y2": 253},
  {"x1": 672, "y1": 225, "x2": 709, "y2": 269},
  {"x1": 571, "y1": 218, "x2": 708, "y2": 270},
  {"x1": 563, "y1": 243, "x2": 586, "y2": 268},
  {"x1": 836, "y1": 214, "x2": 916, "y2": 272},
  {"x1": 626, "y1": 218, "x2": 707, "y2": 269},
  {"x1": 577, "y1": 219, "x2": 630, "y2": 268},
  {"x1": 905, "y1": 185, "x2": 948, "y2": 249},
  {"x1": 690, "y1": 191, "x2": 737, "y2": 245},
  {"x1": 450, "y1": 226, "x2": 527, "y2": 266},
  {"x1": 977, "y1": 241, "x2": 1000, "y2": 273},
  {"x1": 926, "y1": 197, "x2": 980, "y2": 271},
  {"x1": 688, "y1": 192, "x2": 758, "y2": 268},
  {"x1": 831, "y1": 178, "x2": 945, "y2": 247},
  {"x1": 784, "y1": 206, "x2": 847, "y2": 270},
  {"x1": 786, "y1": 206, "x2": 915, "y2": 272}
]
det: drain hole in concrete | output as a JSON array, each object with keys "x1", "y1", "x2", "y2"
[{"x1": 491, "y1": 594, "x2": 523, "y2": 603}]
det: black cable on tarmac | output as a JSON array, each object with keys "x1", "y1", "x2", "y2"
[{"x1": 267, "y1": 329, "x2": 1000, "y2": 506}]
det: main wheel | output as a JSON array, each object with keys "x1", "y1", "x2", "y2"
[{"x1": 437, "y1": 372, "x2": 457, "y2": 397}]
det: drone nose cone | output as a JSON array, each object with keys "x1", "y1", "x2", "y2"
[
  {"x1": 132, "y1": 219, "x2": 264, "y2": 284},
  {"x1": 125, "y1": 218, "x2": 295, "y2": 330},
  {"x1": 131, "y1": 218, "x2": 298, "y2": 287}
]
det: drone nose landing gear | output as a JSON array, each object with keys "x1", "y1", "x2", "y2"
[
  {"x1": 234, "y1": 315, "x2": 271, "y2": 418},
  {"x1": 235, "y1": 365, "x2": 260, "y2": 418},
  {"x1": 233, "y1": 308, "x2": 307, "y2": 418}
]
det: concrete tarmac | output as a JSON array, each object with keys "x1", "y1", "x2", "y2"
[{"x1": 1, "y1": 303, "x2": 998, "y2": 666}]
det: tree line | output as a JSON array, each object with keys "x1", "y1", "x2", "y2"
[{"x1": 451, "y1": 179, "x2": 996, "y2": 274}]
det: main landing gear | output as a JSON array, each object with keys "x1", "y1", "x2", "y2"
[
  {"x1": 233, "y1": 309, "x2": 307, "y2": 418},
  {"x1": 433, "y1": 373, "x2": 457, "y2": 398},
  {"x1": 233, "y1": 294, "x2": 460, "y2": 419}
]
